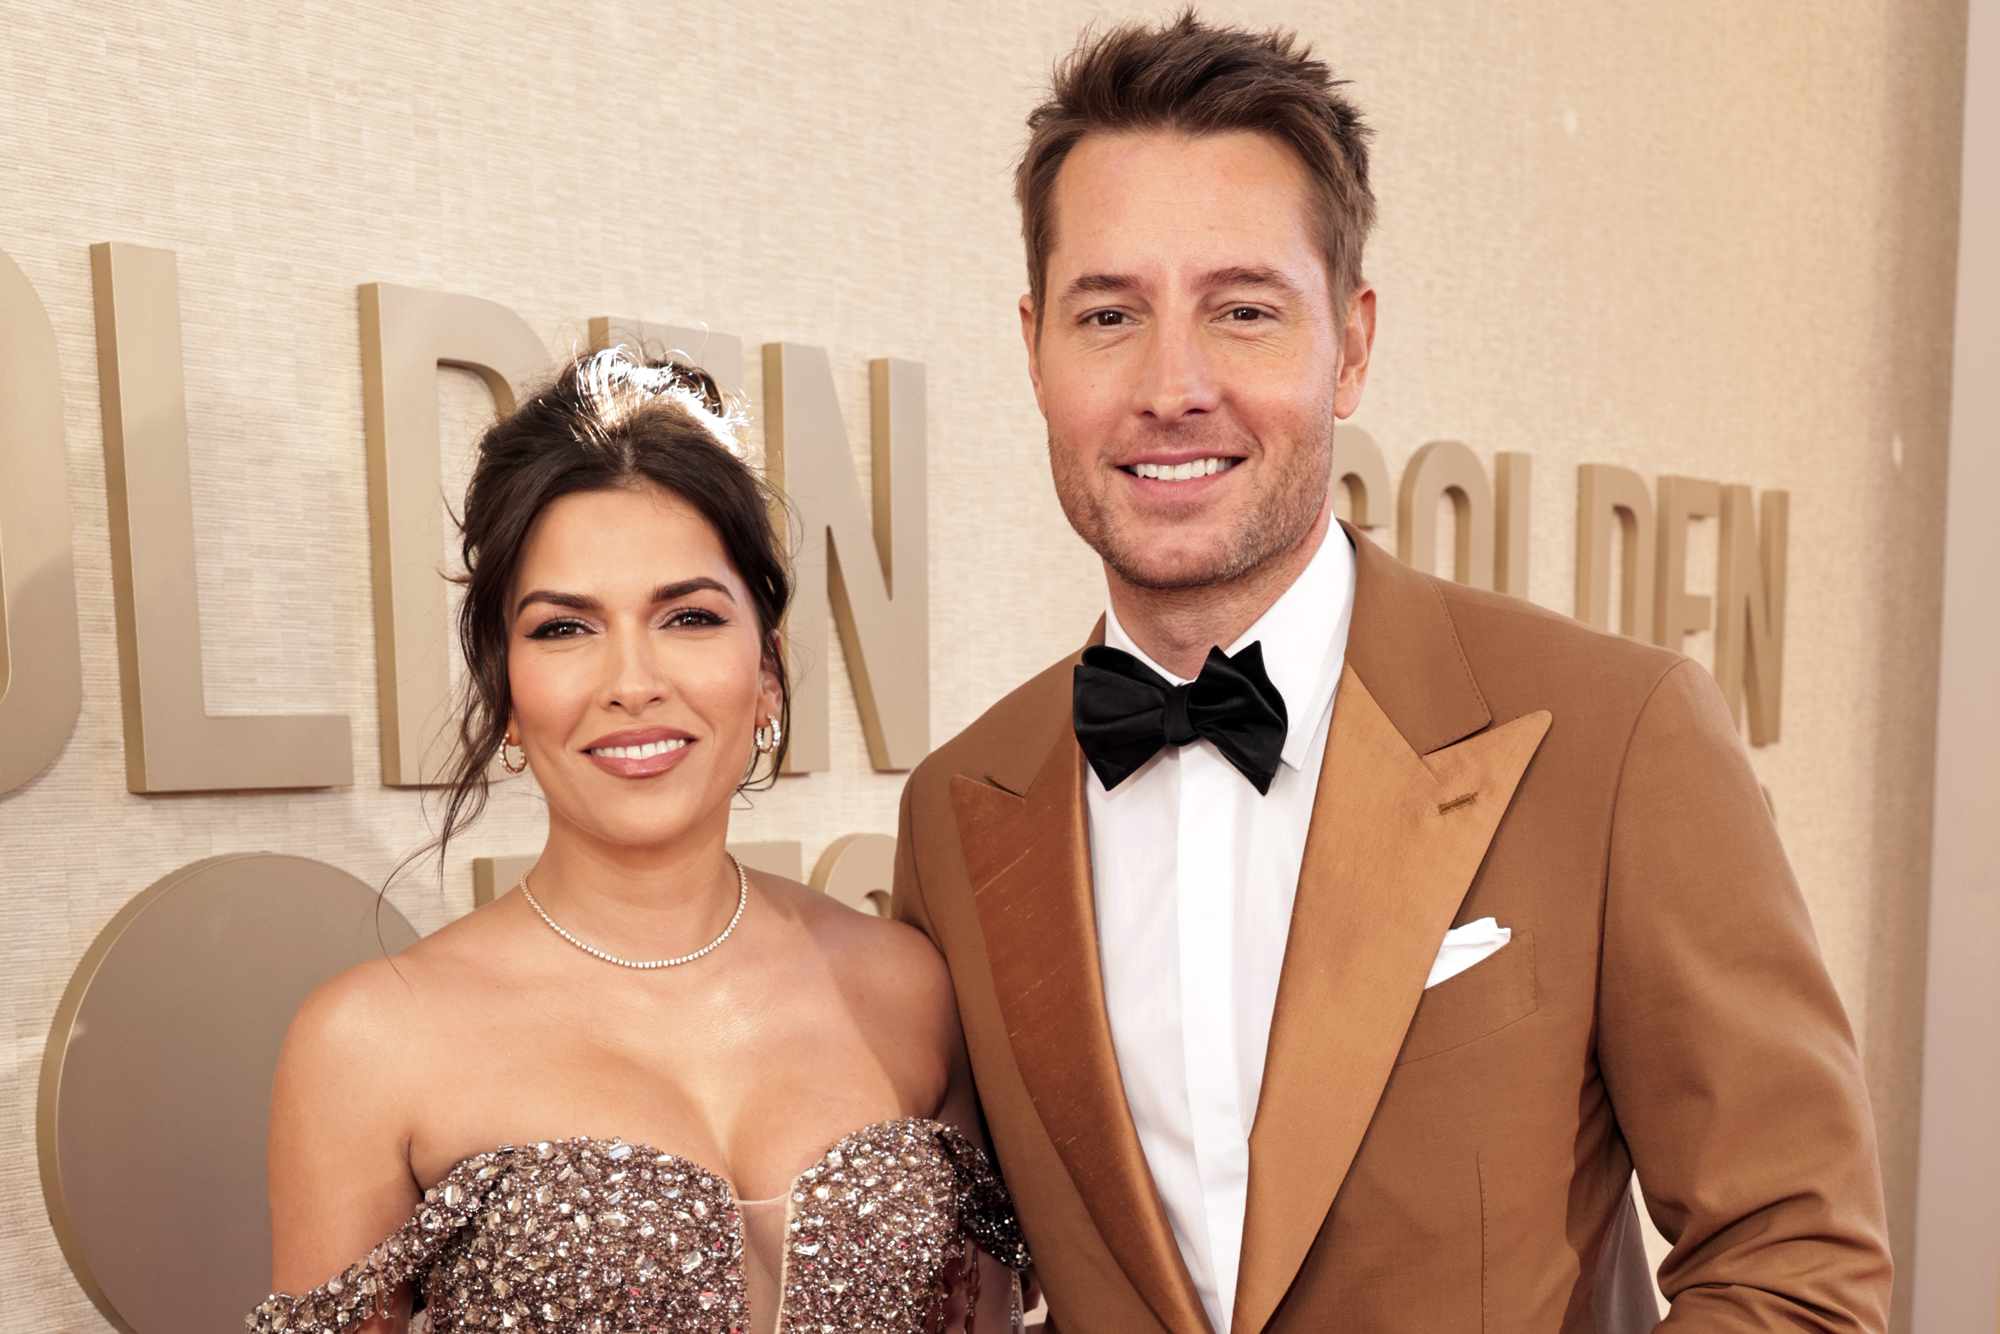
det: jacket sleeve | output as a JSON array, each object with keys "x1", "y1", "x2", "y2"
[
  {"x1": 1597, "y1": 659, "x2": 1893, "y2": 1331},
  {"x1": 892, "y1": 773, "x2": 941, "y2": 945}
]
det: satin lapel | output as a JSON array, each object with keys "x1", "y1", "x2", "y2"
[
  {"x1": 952, "y1": 734, "x2": 1212, "y2": 1334},
  {"x1": 1232, "y1": 667, "x2": 1551, "y2": 1334}
]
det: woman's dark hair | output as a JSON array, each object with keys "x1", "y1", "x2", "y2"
[{"x1": 424, "y1": 347, "x2": 792, "y2": 881}]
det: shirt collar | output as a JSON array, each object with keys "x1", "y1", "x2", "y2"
[{"x1": 1103, "y1": 520, "x2": 1355, "y2": 772}]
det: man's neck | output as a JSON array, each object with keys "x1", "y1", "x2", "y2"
[{"x1": 1108, "y1": 507, "x2": 1333, "y2": 680}]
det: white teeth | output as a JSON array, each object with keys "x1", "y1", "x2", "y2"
[
  {"x1": 1132, "y1": 458, "x2": 1229, "y2": 481},
  {"x1": 590, "y1": 739, "x2": 688, "y2": 759}
]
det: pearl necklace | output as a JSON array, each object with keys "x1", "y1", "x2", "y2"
[{"x1": 516, "y1": 856, "x2": 748, "y2": 970}]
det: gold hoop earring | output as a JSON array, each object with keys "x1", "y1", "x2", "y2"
[{"x1": 500, "y1": 736, "x2": 528, "y2": 774}]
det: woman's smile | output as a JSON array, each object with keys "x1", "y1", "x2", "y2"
[{"x1": 580, "y1": 725, "x2": 698, "y2": 779}]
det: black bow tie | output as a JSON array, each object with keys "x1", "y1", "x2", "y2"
[{"x1": 1072, "y1": 641, "x2": 1289, "y2": 794}]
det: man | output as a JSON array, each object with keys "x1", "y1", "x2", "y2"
[{"x1": 894, "y1": 12, "x2": 1892, "y2": 1332}]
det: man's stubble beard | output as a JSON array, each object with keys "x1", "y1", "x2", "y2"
[{"x1": 1047, "y1": 419, "x2": 1335, "y2": 594}]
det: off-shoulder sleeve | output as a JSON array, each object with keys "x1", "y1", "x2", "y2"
[
  {"x1": 245, "y1": 1149, "x2": 515, "y2": 1334},
  {"x1": 934, "y1": 1124, "x2": 1031, "y2": 1273}
]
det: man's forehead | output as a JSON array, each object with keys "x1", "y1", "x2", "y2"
[{"x1": 1045, "y1": 128, "x2": 1322, "y2": 282}]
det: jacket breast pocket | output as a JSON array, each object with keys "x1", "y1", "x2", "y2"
[{"x1": 1394, "y1": 929, "x2": 1538, "y2": 1066}]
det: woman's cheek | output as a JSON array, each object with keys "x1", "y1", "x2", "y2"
[
  {"x1": 508, "y1": 646, "x2": 583, "y2": 743},
  {"x1": 685, "y1": 644, "x2": 764, "y2": 725}
]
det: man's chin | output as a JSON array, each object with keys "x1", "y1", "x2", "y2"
[{"x1": 1101, "y1": 543, "x2": 1247, "y2": 593}]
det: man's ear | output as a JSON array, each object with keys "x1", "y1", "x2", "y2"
[
  {"x1": 1333, "y1": 284, "x2": 1378, "y2": 420},
  {"x1": 1019, "y1": 293, "x2": 1047, "y2": 414}
]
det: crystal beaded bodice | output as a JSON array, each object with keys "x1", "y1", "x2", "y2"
[{"x1": 247, "y1": 1118, "x2": 1030, "y2": 1334}]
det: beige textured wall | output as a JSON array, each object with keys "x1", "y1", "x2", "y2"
[
  {"x1": 1914, "y1": 0, "x2": 2000, "y2": 1326},
  {"x1": 0, "y1": 3, "x2": 1964, "y2": 1330}
]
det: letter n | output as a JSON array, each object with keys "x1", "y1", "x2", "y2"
[
  {"x1": 1715, "y1": 486, "x2": 1787, "y2": 745},
  {"x1": 761, "y1": 345, "x2": 928, "y2": 772}
]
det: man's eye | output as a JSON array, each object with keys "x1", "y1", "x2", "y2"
[
  {"x1": 1226, "y1": 306, "x2": 1267, "y2": 321},
  {"x1": 527, "y1": 618, "x2": 588, "y2": 639},
  {"x1": 1086, "y1": 310, "x2": 1128, "y2": 328}
]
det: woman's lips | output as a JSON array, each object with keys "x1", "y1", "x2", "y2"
[{"x1": 583, "y1": 737, "x2": 695, "y2": 779}]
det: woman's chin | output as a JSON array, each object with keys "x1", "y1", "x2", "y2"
[{"x1": 547, "y1": 795, "x2": 720, "y2": 856}]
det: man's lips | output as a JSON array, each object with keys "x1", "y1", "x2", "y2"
[{"x1": 1114, "y1": 453, "x2": 1245, "y2": 485}]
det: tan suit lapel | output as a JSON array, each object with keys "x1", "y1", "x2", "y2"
[
  {"x1": 1233, "y1": 527, "x2": 1552, "y2": 1333},
  {"x1": 1233, "y1": 670, "x2": 1549, "y2": 1331},
  {"x1": 951, "y1": 679, "x2": 1212, "y2": 1334}
]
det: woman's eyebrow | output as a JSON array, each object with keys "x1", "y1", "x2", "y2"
[
  {"x1": 515, "y1": 588, "x2": 599, "y2": 618},
  {"x1": 651, "y1": 578, "x2": 735, "y2": 604},
  {"x1": 514, "y1": 578, "x2": 736, "y2": 620}
]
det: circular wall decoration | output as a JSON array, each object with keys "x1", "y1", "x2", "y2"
[{"x1": 38, "y1": 854, "x2": 421, "y2": 1333}]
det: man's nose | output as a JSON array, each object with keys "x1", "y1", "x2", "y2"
[{"x1": 1132, "y1": 321, "x2": 1222, "y2": 422}]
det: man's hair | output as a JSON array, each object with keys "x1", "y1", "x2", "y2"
[{"x1": 1015, "y1": 8, "x2": 1375, "y2": 324}]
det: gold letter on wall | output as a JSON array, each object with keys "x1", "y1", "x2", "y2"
[
  {"x1": 0, "y1": 250, "x2": 83, "y2": 793},
  {"x1": 360, "y1": 284, "x2": 547, "y2": 786},
  {"x1": 1654, "y1": 475, "x2": 1721, "y2": 653},
  {"x1": 1575, "y1": 464, "x2": 1658, "y2": 642},
  {"x1": 811, "y1": 833, "x2": 895, "y2": 918},
  {"x1": 762, "y1": 344, "x2": 928, "y2": 773},
  {"x1": 92, "y1": 243, "x2": 351, "y2": 792},
  {"x1": 1495, "y1": 451, "x2": 1532, "y2": 598},
  {"x1": 1715, "y1": 485, "x2": 1788, "y2": 745},
  {"x1": 1398, "y1": 440, "x2": 1495, "y2": 589},
  {"x1": 1330, "y1": 426, "x2": 1392, "y2": 534}
]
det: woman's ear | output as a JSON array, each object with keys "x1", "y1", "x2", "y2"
[{"x1": 761, "y1": 635, "x2": 785, "y2": 717}]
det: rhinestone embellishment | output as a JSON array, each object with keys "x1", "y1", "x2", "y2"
[{"x1": 245, "y1": 1120, "x2": 1030, "y2": 1334}]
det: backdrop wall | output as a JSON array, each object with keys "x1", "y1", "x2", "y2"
[{"x1": 0, "y1": 3, "x2": 1968, "y2": 1330}]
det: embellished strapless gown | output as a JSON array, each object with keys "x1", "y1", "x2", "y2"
[{"x1": 247, "y1": 1118, "x2": 1031, "y2": 1334}]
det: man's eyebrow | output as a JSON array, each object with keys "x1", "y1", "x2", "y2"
[
  {"x1": 514, "y1": 578, "x2": 734, "y2": 620},
  {"x1": 1060, "y1": 272, "x2": 1141, "y2": 304},
  {"x1": 1059, "y1": 267, "x2": 1305, "y2": 306},
  {"x1": 1199, "y1": 265, "x2": 1304, "y2": 297}
]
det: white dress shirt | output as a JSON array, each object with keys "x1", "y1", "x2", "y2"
[{"x1": 1087, "y1": 522, "x2": 1356, "y2": 1333}]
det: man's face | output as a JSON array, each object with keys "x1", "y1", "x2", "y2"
[{"x1": 1022, "y1": 128, "x2": 1374, "y2": 591}]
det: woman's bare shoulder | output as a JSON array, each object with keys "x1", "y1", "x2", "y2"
[
  {"x1": 759, "y1": 873, "x2": 956, "y2": 1025},
  {"x1": 279, "y1": 897, "x2": 521, "y2": 1078}
]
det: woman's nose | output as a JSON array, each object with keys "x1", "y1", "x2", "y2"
[{"x1": 600, "y1": 625, "x2": 669, "y2": 713}]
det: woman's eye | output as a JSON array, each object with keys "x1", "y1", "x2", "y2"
[
  {"x1": 527, "y1": 618, "x2": 588, "y2": 640},
  {"x1": 664, "y1": 608, "x2": 726, "y2": 629}
]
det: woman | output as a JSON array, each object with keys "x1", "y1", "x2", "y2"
[{"x1": 249, "y1": 349, "x2": 1028, "y2": 1334}]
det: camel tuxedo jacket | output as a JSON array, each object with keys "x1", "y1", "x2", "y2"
[{"x1": 892, "y1": 523, "x2": 1892, "y2": 1333}]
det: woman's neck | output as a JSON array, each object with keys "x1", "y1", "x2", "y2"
[{"x1": 521, "y1": 817, "x2": 743, "y2": 960}]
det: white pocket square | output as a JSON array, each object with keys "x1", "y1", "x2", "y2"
[{"x1": 1425, "y1": 916, "x2": 1512, "y2": 989}]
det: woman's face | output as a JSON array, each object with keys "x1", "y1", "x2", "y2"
[{"x1": 505, "y1": 483, "x2": 779, "y2": 854}]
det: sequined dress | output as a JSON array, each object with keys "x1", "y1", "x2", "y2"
[{"x1": 247, "y1": 1118, "x2": 1031, "y2": 1334}]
